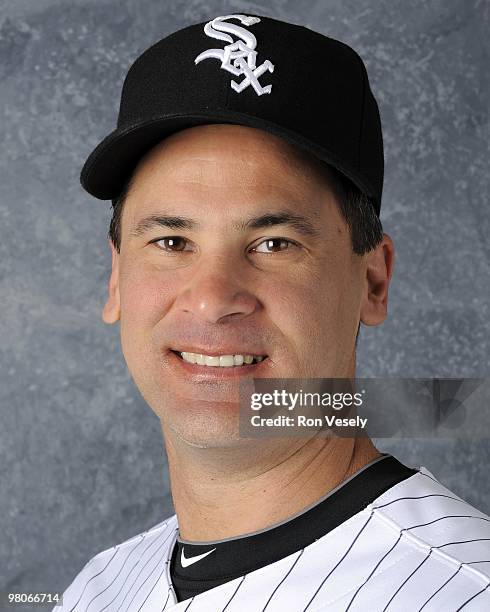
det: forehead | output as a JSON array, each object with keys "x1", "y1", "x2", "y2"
[
  {"x1": 128, "y1": 124, "x2": 333, "y2": 190},
  {"x1": 121, "y1": 124, "x2": 337, "y2": 224}
]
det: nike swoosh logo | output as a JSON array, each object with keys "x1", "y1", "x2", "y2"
[{"x1": 180, "y1": 547, "x2": 217, "y2": 568}]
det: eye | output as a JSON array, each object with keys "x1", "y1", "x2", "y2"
[
  {"x1": 251, "y1": 237, "x2": 299, "y2": 254},
  {"x1": 150, "y1": 236, "x2": 192, "y2": 252}
]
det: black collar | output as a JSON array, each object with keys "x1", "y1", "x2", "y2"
[{"x1": 170, "y1": 453, "x2": 417, "y2": 601}]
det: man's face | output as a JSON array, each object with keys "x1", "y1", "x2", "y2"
[{"x1": 103, "y1": 124, "x2": 388, "y2": 447}]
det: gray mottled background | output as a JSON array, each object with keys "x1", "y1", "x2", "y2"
[{"x1": 1, "y1": 0, "x2": 489, "y2": 604}]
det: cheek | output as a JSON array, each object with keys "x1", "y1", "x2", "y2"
[
  {"x1": 264, "y1": 260, "x2": 360, "y2": 358},
  {"x1": 118, "y1": 266, "x2": 176, "y2": 334},
  {"x1": 120, "y1": 266, "x2": 175, "y2": 320}
]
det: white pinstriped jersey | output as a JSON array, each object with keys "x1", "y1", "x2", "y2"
[{"x1": 53, "y1": 466, "x2": 490, "y2": 611}]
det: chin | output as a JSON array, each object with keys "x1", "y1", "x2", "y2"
[
  {"x1": 157, "y1": 396, "x2": 244, "y2": 447},
  {"x1": 165, "y1": 415, "x2": 245, "y2": 449}
]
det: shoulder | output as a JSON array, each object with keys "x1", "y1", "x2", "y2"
[
  {"x1": 368, "y1": 465, "x2": 490, "y2": 579},
  {"x1": 297, "y1": 466, "x2": 490, "y2": 611},
  {"x1": 85, "y1": 514, "x2": 178, "y2": 564},
  {"x1": 52, "y1": 514, "x2": 178, "y2": 612}
]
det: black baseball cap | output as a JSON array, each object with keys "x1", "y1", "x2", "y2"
[{"x1": 80, "y1": 13, "x2": 384, "y2": 215}]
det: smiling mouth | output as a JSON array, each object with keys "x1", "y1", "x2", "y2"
[{"x1": 170, "y1": 350, "x2": 268, "y2": 368}]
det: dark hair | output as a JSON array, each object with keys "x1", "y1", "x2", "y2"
[
  {"x1": 322, "y1": 165, "x2": 384, "y2": 255},
  {"x1": 108, "y1": 162, "x2": 383, "y2": 256}
]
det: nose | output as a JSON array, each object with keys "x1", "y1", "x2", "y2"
[{"x1": 174, "y1": 256, "x2": 260, "y2": 324}]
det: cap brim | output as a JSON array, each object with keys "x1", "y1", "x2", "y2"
[{"x1": 80, "y1": 110, "x2": 376, "y2": 203}]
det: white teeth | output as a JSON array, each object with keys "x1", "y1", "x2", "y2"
[
  {"x1": 178, "y1": 351, "x2": 265, "y2": 367},
  {"x1": 219, "y1": 355, "x2": 235, "y2": 367},
  {"x1": 204, "y1": 355, "x2": 220, "y2": 367},
  {"x1": 181, "y1": 352, "x2": 196, "y2": 364}
]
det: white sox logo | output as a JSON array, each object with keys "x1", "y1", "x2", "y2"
[{"x1": 194, "y1": 14, "x2": 274, "y2": 96}]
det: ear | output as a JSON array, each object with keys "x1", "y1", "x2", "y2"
[
  {"x1": 102, "y1": 238, "x2": 121, "y2": 324},
  {"x1": 359, "y1": 233, "x2": 395, "y2": 326}
]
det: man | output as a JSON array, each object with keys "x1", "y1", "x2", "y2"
[{"x1": 54, "y1": 13, "x2": 490, "y2": 611}]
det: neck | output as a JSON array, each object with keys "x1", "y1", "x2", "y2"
[{"x1": 163, "y1": 428, "x2": 381, "y2": 542}]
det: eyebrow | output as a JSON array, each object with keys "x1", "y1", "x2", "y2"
[{"x1": 130, "y1": 210, "x2": 322, "y2": 239}]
